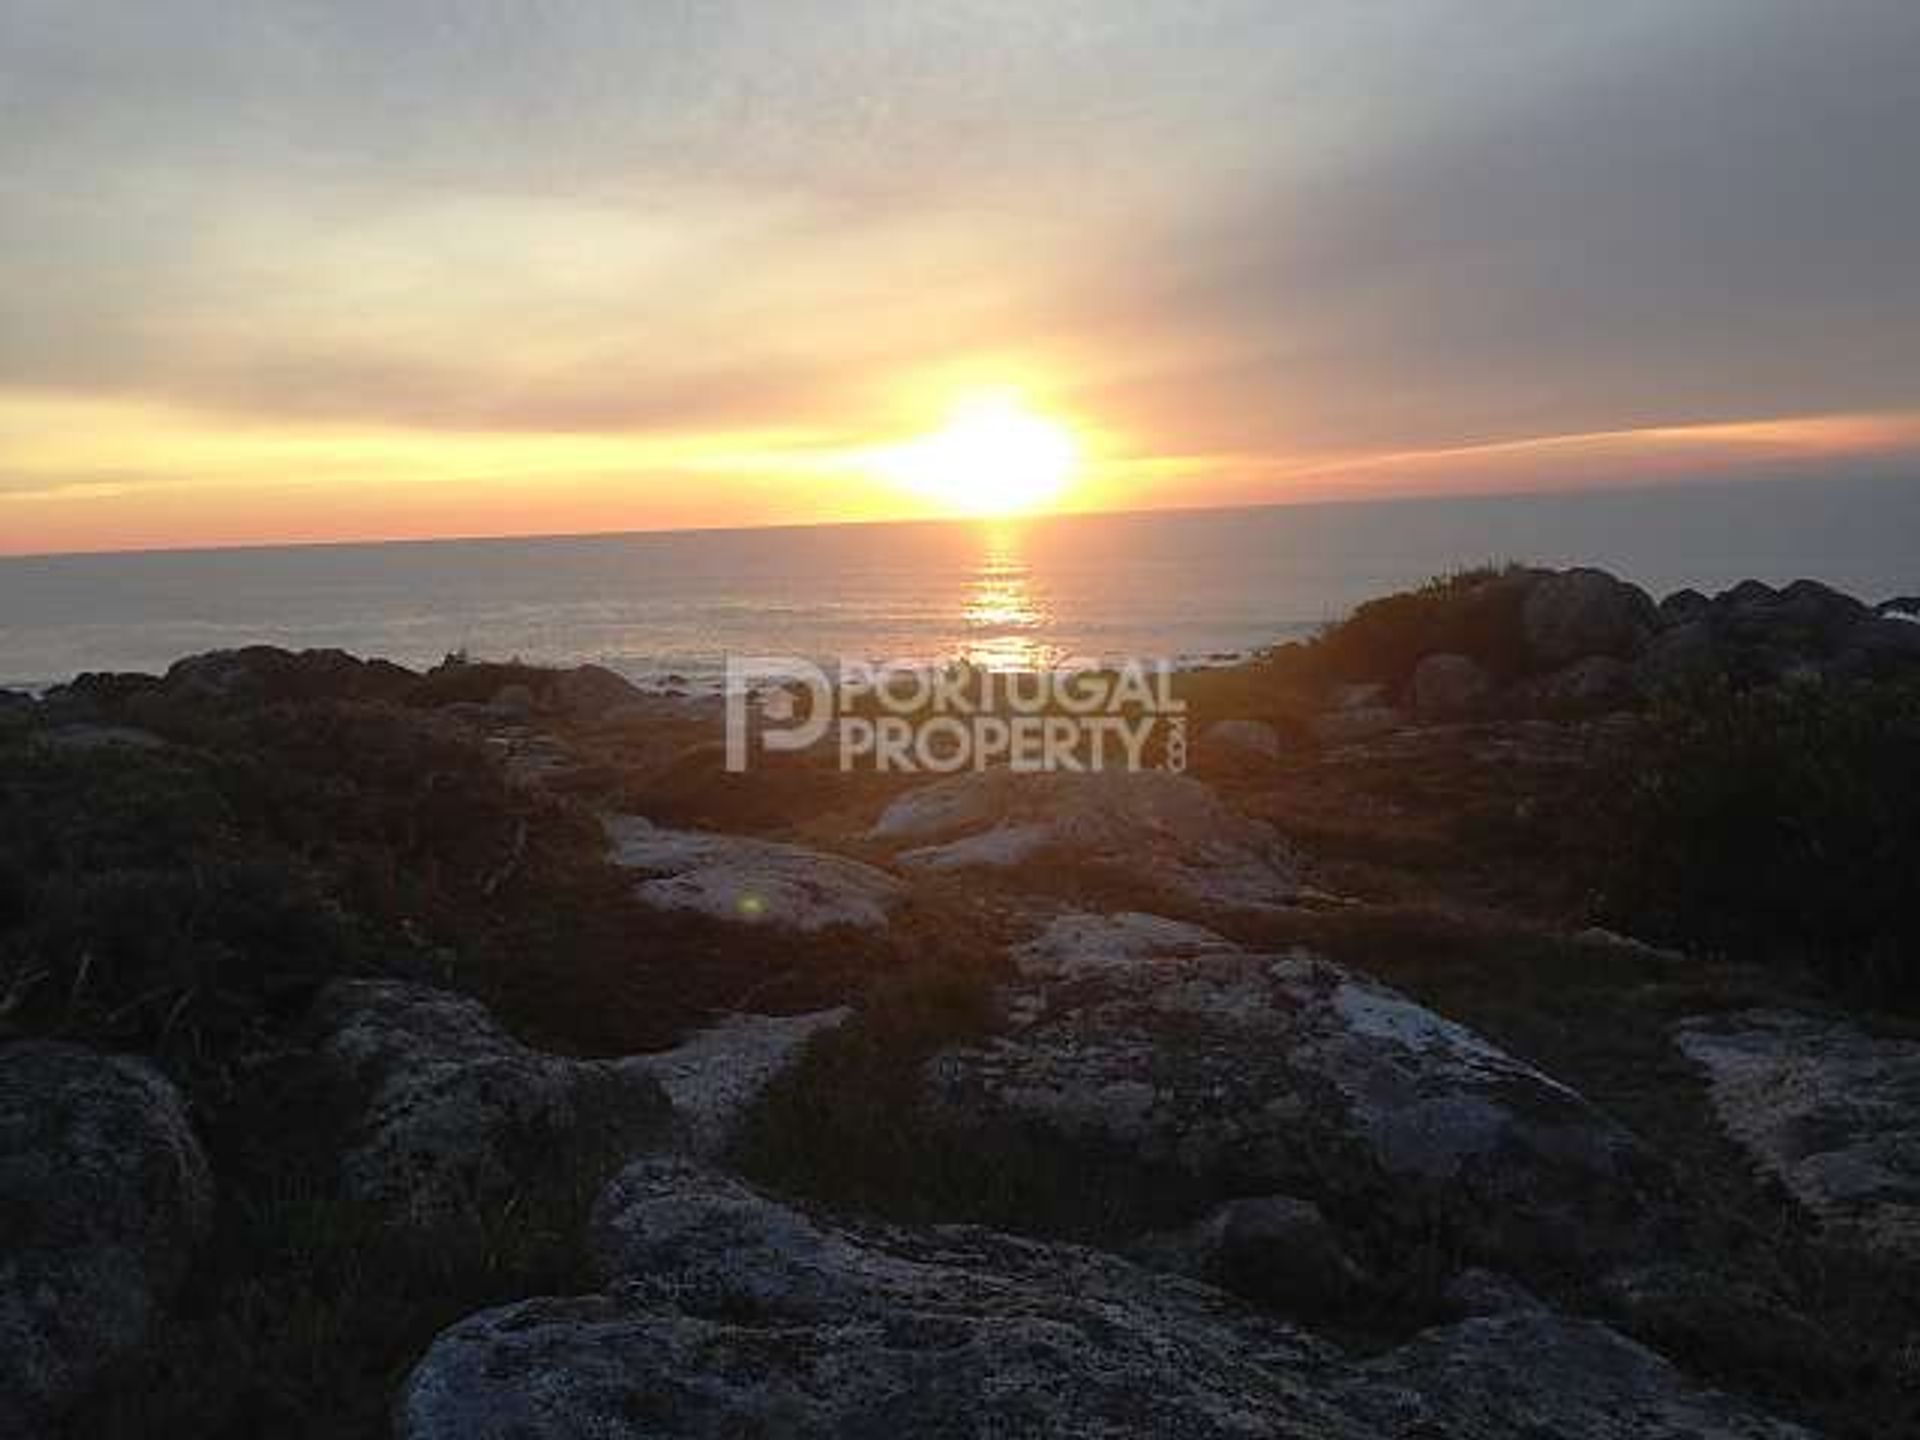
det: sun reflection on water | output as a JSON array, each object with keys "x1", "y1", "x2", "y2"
[{"x1": 960, "y1": 525, "x2": 1057, "y2": 671}]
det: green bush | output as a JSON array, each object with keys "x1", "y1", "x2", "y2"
[
  {"x1": 1308, "y1": 563, "x2": 1536, "y2": 687},
  {"x1": 1593, "y1": 678, "x2": 1920, "y2": 1007}
]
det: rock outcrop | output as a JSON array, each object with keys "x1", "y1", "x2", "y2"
[
  {"x1": 606, "y1": 814, "x2": 905, "y2": 931},
  {"x1": 1676, "y1": 1009, "x2": 1920, "y2": 1261},
  {"x1": 1640, "y1": 579, "x2": 1920, "y2": 690},
  {"x1": 869, "y1": 769, "x2": 1302, "y2": 908},
  {"x1": 159, "y1": 646, "x2": 418, "y2": 708},
  {"x1": 627, "y1": 1008, "x2": 849, "y2": 1157},
  {"x1": 1522, "y1": 568, "x2": 1658, "y2": 667},
  {"x1": 926, "y1": 913, "x2": 1659, "y2": 1274},
  {"x1": 312, "y1": 981, "x2": 675, "y2": 1225},
  {"x1": 0, "y1": 1043, "x2": 213, "y2": 1432},
  {"x1": 1411, "y1": 652, "x2": 1493, "y2": 718},
  {"x1": 398, "y1": 1158, "x2": 1807, "y2": 1439}
]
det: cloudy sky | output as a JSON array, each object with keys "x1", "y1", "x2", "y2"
[{"x1": 2, "y1": 1, "x2": 1917, "y2": 552}]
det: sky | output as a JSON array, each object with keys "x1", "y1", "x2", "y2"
[{"x1": 2, "y1": 0, "x2": 1917, "y2": 554}]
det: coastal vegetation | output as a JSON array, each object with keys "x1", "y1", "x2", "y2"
[{"x1": 5, "y1": 567, "x2": 1920, "y2": 1436}]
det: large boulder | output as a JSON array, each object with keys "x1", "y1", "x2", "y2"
[
  {"x1": 1637, "y1": 579, "x2": 1919, "y2": 688},
  {"x1": 869, "y1": 769, "x2": 1302, "y2": 909},
  {"x1": 926, "y1": 913, "x2": 1659, "y2": 1275},
  {"x1": 1410, "y1": 652, "x2": 1492, "y2": 719},
  {"x1": 0, "y1": 1043, "x2": 213, "y2": 1432},
  {"x1": 1522, "y1": 568, "x2": 1657, "y2": 668},
  {"x1": 311, "y1": 981, "x2": 675, "y2": 1225},
  {"x1": 1657, "y1": 588, "x2": 1712, "y2": 627},
  {"x1": 397, "y1": 1158, "x2": 1807, "y2": 1439},
  {"x1": 404, "y1": 1158, "x2": 1365, "y2": 1440},
  {"x1": 1675, "y1": 1009, "x2": 1920, "y2": 1262},
  {"x1": 606, "y1": 815, "x2": 905, "y2": 931}
]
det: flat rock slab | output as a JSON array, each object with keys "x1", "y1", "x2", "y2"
[
  {"x1": 0, "y1": 1042, "x2": 212, "y2": 1432},
  {"x1": 606, "y1": 814, "x2": 904, "y2": 931},
  {"x1": 1676, "y1": 1009, "x2": 1920, "y2": 1261},
  {"x1": 869, "y1": 768, "x2": 1302, "y2": 908},
  {"x1": 312, "y1": 981, "x2": 675, "y2": 1225},
  {"x1": 929, "y1": 912, "x2": 1659, "y2": 1274},
  {"x1": 397, "y1": 1158, "x2": 1805, "y2": 1440}
]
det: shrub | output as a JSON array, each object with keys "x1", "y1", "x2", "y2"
[
  {"x1": 1591, "y1": 678, "x2": 1920, "y2": 1007},
  {"x1": 1308, "y1": 563, "x2": 1537, "y2": 688}
]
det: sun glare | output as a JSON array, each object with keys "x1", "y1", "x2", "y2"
[{"x1": 877, "y1": 390, "x2": 1080, "y2": 516}]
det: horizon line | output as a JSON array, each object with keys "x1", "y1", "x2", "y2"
[{"x1": 3, "y1": 464, "x2": 1905, "y2": 565}]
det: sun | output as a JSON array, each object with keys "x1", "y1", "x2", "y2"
[{"x1": 877, "y1": 390, "x2": 1080, "y2": 516}]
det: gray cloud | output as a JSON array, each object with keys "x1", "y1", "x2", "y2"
[
  {"x1": 1062, "y1": 1, "x2": 1920, "y2": 453},
  {"x1": 1, "y1": 0, "x2": 1916, "y2": 465}
]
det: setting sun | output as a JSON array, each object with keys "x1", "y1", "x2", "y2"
[{"x1": 876, "y1": 391, "x2": 1080, "y2": 516}]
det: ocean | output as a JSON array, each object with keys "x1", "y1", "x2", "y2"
[{"x1": 3, "y1": 473, "x2": 1915, "y2": 693}]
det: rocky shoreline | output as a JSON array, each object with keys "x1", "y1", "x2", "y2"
[{"x1": 3, "y1": 567, "x2": 1919, "y2": 1436}]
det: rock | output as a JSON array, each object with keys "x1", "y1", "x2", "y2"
[
  {"x1": 1598, "y1": 1263, "x2": 1847, "y2": 1394},
  {"x1": 1336, "y1": 1309, "x2": 1812, "y2": 1438},
  {"x1": 1836, "y1": 614, "x2": 1920, "y2": 677},
  {"x1": 1636, "y1": 579, "x2": 1920, "y2": 686},
  {"x1": 1879, "y1": 596, "x2": 1920, "y2": 619},
  {"x1": 311, "y1": 981, "x2": 675, "y2": 1225},
  {"x1": 1410, "y1": 652, "x2": 1492, "y2": 719},
  {"x1": 1441, "y1": 1268, "x2": 1543, "y2": 1318},
  {"x1": 1636, "y1": 619, "x2": 1724, "y2": 692},
  {"x1": 606, "y1": 815, "x2": 905, "y2": 931},
  {"x1": 1138, "y1": 1194, "x2": 1369, "y2": 1318},
  {"x1": 1747, "y1": 579, "x2": 1868, "y2": 640},
  {"x1": 0, "y1": 1042, "x2": 213, "y2": 1432},
  {"x1": 1676, "y1": 1009, "x2": 1920, "y2": 1261},
  {"x1": 1522, "y1": 568, "x2": 1657, "y2": 667},
  {"x1": 407, "y1": 1158, "x2": 1363, "y2": 1440},
  {"x1": 36, "y1": 671, "x2": 159, "y2": 726},
  {"x1": 1012, "y1": 910, "x2": 1240, "y2": 982},
  {"x1": 1715, "y1": 579, "x2": 1778, "y2": 610},
  {"x1": 870, "y1": 769, "x2": 1302, "y2": 909},
  {"x1": 1311, "y1": 705, "x2": 1405, "y2": 744},
  {"x1": 553, "y1": 663, "x2": 641, "y2": 721},
  {"x1": 162, "y1": 646, "x2": 416, "y2": 708},
  {"x1": 1658, "y1": 588, "x2": 1712, "y2": 626},
  {"x1": 1203, "y1": 717, "x2": 1282, "y2": 762},
  {"x1": 628, "y1": 1008, "x2": 849, "y2": 1156},
  {"x1": 1517, "y1": 655, "x2": 1638, "y2": 715},
  {"x1": 399, "y1": 1158, "x2": 1806, "y2": 1440},
  {"x1": 928, "y1": 914, "x2": 1658, "y2": 1276}
]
